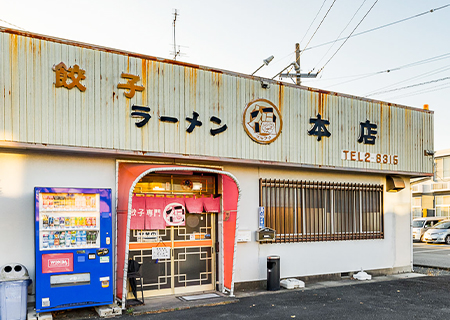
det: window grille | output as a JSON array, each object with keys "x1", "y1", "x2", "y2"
[{"x1": 259, "y1": 179, "x2": 384, "y2": 243}]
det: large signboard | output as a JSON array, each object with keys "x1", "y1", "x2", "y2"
[{"x1": 0, "y1": 28, "x2": 433, "y2": 175}]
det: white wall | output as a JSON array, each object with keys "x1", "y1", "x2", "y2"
[
  {"x1": 0, "y1": 151, "x2": 412, "y2": 292},
  {"x1": 224, "y1": 164, "x2": 412, "y2": 283},
  {"x1": 0, "y1": 151, "x2": 116, "y2": 290}
]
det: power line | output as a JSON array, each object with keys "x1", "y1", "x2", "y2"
[
  {"x1": 299, "y1": 0, "x2": 328, "y2": 46},
  {"x1": 301, "y1": 0, "x2": 338, "y2": 53},
  {"x1": 0, "y1": 18, "x2": 24, "y2": 30},
  {"x1": 316, "y1": 0, "x2": 379, "y2": 75},
  {"x1": 323, "y1": 52, "x2": 450, "y2": 87},
  {"x1": 302, "y1": 4, "x2": 450, "y2": 52},
  {"x1": 312, "y1": 0, "x2": 368, "y2": 71},
  {"x1": 364, "y1": 64, "x2": 450, "y2": 96},
  {"x1": 387, "y1": 83, "x2": 450, "y2": 100},
  {"x1": 366, "y1": 76, "x2": 450, "y2": 97}
]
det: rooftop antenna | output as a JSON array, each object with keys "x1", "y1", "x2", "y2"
[{"x1": 172, "y1": 9, "x2": 181, "y2": 60}]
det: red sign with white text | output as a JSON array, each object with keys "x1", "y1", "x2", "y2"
[{"x1": 42, "y1": 253, "x2": 73, "y2": 273}]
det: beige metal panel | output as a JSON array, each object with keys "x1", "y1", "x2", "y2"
[
  {"x1": 0, "y1": 30, "x2": 434, "y2": 175},
  {"x1": 10, "y1": 34, "x2": 19, "y2": 141}
]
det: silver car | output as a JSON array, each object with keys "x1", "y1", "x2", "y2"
[
  {"x1": 412, "y1": 217, "x2": 446, "y2": 241},
  {"x1": 422, "y1": 220, "x2": 450, "y2": 244}
]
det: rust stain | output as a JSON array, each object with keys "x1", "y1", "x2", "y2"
[
  {"x1": 141, "y1": 59, "x2": 147, "y2": 104},
  {"x1": 278, "y1": 85, "x2": 284, "y2": 113}
]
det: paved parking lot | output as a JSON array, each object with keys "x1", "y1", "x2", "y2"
[{"x1": 413, "y1": 242, "x2": 450, "y2": 269}]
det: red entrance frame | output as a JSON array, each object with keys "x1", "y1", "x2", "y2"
[{"x1": 116, "y1": 163, "x2": 240, "y2": 308}]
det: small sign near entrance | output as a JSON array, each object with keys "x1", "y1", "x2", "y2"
[
  {"x1": 258, "y1": 207, "x2": 265, "y2": 229},
  {"x1": 152, "y1": 247, "x2": 171, "y2": 260}
]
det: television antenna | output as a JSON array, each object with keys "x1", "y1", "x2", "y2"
[{"x1": 172, "y1": 9, "x2": 181, "y2": 60}]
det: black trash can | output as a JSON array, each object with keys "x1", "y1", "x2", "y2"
[{"x1": 267, "y1": 255, "x2": 280, "y2": 291}]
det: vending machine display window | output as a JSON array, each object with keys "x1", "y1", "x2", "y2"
[{"x1": 38, "y1": 193, "x2": 101, "y2": 251}]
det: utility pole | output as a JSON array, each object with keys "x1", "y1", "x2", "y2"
[
  {"x1": 278, "y1": 43, "x2": 317, "y2": 83},
  {"x1": 295, "y1": 43, "x2": 301, "y2": 85}
]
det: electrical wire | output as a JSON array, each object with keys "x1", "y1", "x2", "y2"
[
  {"x1": 316, "y1": 0, "x2": 379, "y2": 75},
  {"x1": 301, "y1": 0, "x2": 338, "y2": 54},
  {"x1": 387, "y1": 83, "x2": 450, "y2": 100},
  {"x1": 313, "y1": 0, "x2": 368, "y2": 70},
  {"x1": 299, "y1": 0, "x2": 328, "y2": 46},
  {"x1": 364, "y1": 64, "x2": 450, "y2": 96},
  {"x1": 302, "y1": 4, "x2": 450, "y2": 52},
  {"x1": 322, "y1": 52, "x2": 450, "y2": 87},
  {"x1": 366, "y1": 76, "x2": 450, "y2": 97},
  {"x1": 0, "y1": 18, "x2": 24, "y2": 30},
  {"x1": 317, "y1": 0, "x2": 378, "y2": 74}
]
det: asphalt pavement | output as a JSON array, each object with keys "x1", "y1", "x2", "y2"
[
  {"x1": 122, "y1": 275, "x2": 450, "y2": 320},
  {"x1": 413, "y1": 242, "x2": 450, "y2": 269}
]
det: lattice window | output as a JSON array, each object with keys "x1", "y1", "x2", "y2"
[{"x1": 260, "y1": 179, "x2": 384, "y2": 243}]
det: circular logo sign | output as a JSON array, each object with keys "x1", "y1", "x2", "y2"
[
  {"x1": 243, "y1": 99, "x2": 283, "y2": 144},
  {"x1": 163, "y1": 202, "x2": 186, "y2": 226}
]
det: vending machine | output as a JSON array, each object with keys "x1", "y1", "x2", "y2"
[{"x1": 34, "y1": 187, "x2": 113, "y2": 313}]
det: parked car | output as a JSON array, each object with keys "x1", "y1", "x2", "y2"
[
  {"x1": 412, "y1": 217, "x2": 446, "y2": 242},
  {"x1": 422, "y1": 220, "x2": 450, "y2": 244}
]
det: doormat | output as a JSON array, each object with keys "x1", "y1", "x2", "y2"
[{"x1": 178, "y1": 293, "x2": 221, "y2": 301}]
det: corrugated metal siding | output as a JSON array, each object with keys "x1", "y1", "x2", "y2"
[{"x1": 0, "y1": 30, "x2": 433, "y2": 174}]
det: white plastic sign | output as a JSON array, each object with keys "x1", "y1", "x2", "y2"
[{"x1": 152, "y1": 247, "x2": 170, "y2": 260}]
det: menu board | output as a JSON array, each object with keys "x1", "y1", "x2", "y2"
[{"x1": 38, "y1": 193, "x2": 100, "y2": 251}]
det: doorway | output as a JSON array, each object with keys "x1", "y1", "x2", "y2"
[{"x1": 127, "y1": 172, "x2": 217, "y2": 297}]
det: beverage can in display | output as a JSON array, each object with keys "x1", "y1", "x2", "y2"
[
  {"x1": 70, "y1": 217, "x2": 76, "y2": 228},
  {"x1": 49, "y1": 216, "x2": 54, "y2": 228},
  {"x1": 65, "y1": 217, "x2": 70, "y2": 228},
  {"x1": 42, "y1": 215, "x2": 49, "y2": 229},
  {"x1": 80, "y1": 217, "x2": 86, "y2": 227},
  {"x1": 65, "y1": 233, "x2": 71, "y2": 247},
  {"x1": 48, "y1": 232, "x2": 54, "y2": 248},
  {"x1": 86, "y1": 217, "x2": 91, "y2": 228},
  {"x1": 71, "y1": 231, "x2": 76, "y2": 246},
  {"x1": 54, "y1": 232, "x2": 60, "y2": 248},
  {"x1": 60, "y1": 217, "x2": 65, "y2": 227},
  {"x1": 42, "y1": 233, "x2": 49, "y2": 249},
  {"x1": 91, "y1": 217, "x2": 96, "y2": 228},
  {"x1": 54, "y1": 216, "x2": 60, "y2": 228},
  {"x1": 76, "y1": 231, "x2": 81, "y2": 247},
  {"x1": 82, "y1": 231, "x2": 87, "y2": 246},
  {"x1": 92, "y1": 231, "x2": 97, "y2": 245},
  {"x1": 60, "y1": 231, "x2": 65, "y2": 244}
]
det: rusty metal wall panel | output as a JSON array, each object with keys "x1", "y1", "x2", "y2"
[{"x1": 0, "y1": 30, "x2": 433, "y2": 175}]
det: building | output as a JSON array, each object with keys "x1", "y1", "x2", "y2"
[
  {"x1": 411, "y1": 149, "x2": 450, "y2": 218},
  {"x1": 0, "y1": 27, "x2": 433, "y2": 309}
]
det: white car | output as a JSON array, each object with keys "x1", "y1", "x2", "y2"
[
  {"x1": 422, "y1": 220, "x2": 450, "y2": 244},
  {"x1": 412, "y1": 217, "x2": 446, "y2": 242}
]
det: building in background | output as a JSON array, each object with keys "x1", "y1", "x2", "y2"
[
  {"x1": 411, "y1": 149, "x2": 450, "y2": 218},
  {"x1": 0, "y1": 27, "x2": 433, "y2": 309}
]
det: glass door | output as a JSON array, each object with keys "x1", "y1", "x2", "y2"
[{"x1": 128, "y1": 213, "x2": 215, "y2": 297}]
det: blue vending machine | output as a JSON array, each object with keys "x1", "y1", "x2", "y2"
[{"x1": 34, "y1": 187, "x2": 113, "y2": 313}]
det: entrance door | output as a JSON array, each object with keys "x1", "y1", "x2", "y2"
[{"x1": 128, "y1": 213, "x2": 215, "y2": 297}]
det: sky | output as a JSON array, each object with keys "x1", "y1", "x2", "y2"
[{"x1": 1, "y1": 0, "x2": 449, "y2": 151}]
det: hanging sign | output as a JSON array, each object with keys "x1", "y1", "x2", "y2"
[
  {"x1": 258, "y1": 207, "x2": 265, "y2": 229},
  {"x1": 152, "y1": 247, "x2": 170, "y2": 260}
]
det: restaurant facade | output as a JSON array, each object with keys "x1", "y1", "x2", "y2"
[{"x1": 0, "y1": 27, "x2": 433, "y2": 309}]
